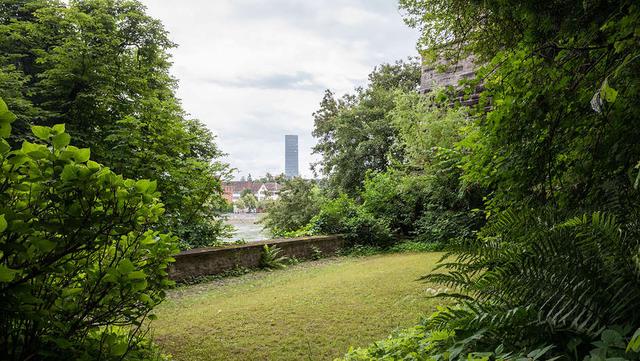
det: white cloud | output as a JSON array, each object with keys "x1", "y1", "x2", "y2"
[
  {"x1": 334, "y1": 6, "x2": 387, "y2": 26},
  {"x1": 142, "y1": 0, "x2": 419, "y2": 179}
]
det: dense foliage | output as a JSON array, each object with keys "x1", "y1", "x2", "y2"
[
  {"x1": 0, "y1": 0, "x2": 230, "y2": 249},
  {"x1": 344, "y1": 0, "x2": 640, "y2": 359},
  {"x1": 264, "y1": 63, "x2": 484, "y2": 248},
  {"x1": 0, "y1": 99, "x2": 176, "y2": 360},
  {"x1": 261, "y1": 178, "x2": 323, "y2": 237},
  {"x1": 312, "y1": 60, "x2": 421, "y2": 196}
]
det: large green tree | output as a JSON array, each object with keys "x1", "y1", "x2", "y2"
[
  {"x1": 0, "y1": 0, "x2": 231, "y2": 248},
  {"x1": 312, "y1": 59, "x2": 421, "y2": 196}
]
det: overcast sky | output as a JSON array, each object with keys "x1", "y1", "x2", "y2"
[{"x1": 142, "y1": 0, "x2": 420, "y2": 179}]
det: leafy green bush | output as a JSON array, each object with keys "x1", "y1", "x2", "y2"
[
  {"x1": 0, "y1": 100, "x2": 178, "y2": 360},
  {"x1": 309, "y1": 194, "x2": 393, "y2": 247},
  {"x1": 310, "y1": 245, "x2": 323, "y2": 260},
  {"x1": 342, "y1": 321, "x2": 640, "y2": 361},
  {"x1": 361, "y1": 170, "x2": 426, "y2": 236}
]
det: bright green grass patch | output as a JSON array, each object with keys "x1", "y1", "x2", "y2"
[{"x1": 152, "y1": 252, "x2": 443, "y2": 361}]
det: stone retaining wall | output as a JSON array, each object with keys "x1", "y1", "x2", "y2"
[{"x1": 169, "y1": 235, "x2": 346, "y2": 281}]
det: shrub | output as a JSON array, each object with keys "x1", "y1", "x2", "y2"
[
  {"x1": 0, "y1": 100, "x2": 178, "y2": 360},
  {"x1": 361, "y1": 170, "x2": 428, "y2": 236},
  {"x1": 413, "y1": 209, "x2": 481, "y2": 245},
  {"x1": 361, "y1": 167, "x2": 484, "y2": 245},
  {"x1": 309, "y1": 194, "x2": 393, "y2": 247},
  {"x1": 259, "y1": 244, "x2": 288, "y2": 270},
  {"x1": 310, "y1": 245, "x2": 323, "y2": 260}
]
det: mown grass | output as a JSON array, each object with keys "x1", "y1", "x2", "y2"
[{"x1": 152, "y1": 252, "x2": 443, "y2": 361}]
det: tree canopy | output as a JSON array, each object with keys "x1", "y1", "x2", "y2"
[
  {"x1": 311, "y1": 59, "x2": 421, "y2": 196},
  {"x1": 0, "y1": 0, "x2": 230, "y2": 248}
]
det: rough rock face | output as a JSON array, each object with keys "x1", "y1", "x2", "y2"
[
  {"x1": 420, "y1": 57, "x2": 476, "y2": 93},
  {"x1": 420, "y1": 57, "x2": 482, "y2": 106}
]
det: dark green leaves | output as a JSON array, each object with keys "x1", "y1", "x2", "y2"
[
  {"x1": 0, "y1": 214, "x2": 6, "y2": 233},
  {"x1": 0, "y1": 264, "x2": 18, "y2": 282}
]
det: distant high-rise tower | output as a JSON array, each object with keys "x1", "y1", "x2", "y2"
[{"x1": 285, "y1": 135, "x2": 299, "y2": 178}]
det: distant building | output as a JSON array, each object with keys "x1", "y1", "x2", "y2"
[
  {"x1": 256, "y1": 182, "x2": 281, "y2": 201},
  {"x1": 222, "y1": 180, "x2": 281, "y2": 212},
  {"x1": 285, "y1": 134, "x2": 299, "y2": 178},
  {"x1": 420, "y1": 56, "x2": 482, "y2": 107}
]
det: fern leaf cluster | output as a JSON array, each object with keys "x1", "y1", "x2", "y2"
[{"x1": 424, "y1": 209, "x2": 640, "y2": 356}]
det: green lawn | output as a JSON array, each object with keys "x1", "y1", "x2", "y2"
[{"x1": 152, "y1": 252, "x2": 443, "y2": 361}]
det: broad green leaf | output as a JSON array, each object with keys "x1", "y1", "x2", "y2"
[
  {"x1": 131, "y1": 279, "x2": 148, "y2": 291},
  {"x1": 0, "y1": 215, "x2": 6, "y2": 233},
  {"x1": 117, "y1": 259, "x2": 135, "y2": 274},
  {"x1": 60, "y1": 164, "x2": 78, "y2": 181},
  {"x1": 74, "y1": 148, "x2": 90, "y2": 162},
  {"x1": 103, "y1": 273, "x2": 118, "y2": 283},
  {"x1": 8, "y1": 154, "x2": 28, "y2": 166},
  {"x1": 62, "y1": 288, "x2": 82, "y2": 297},
  {"x1": 139, "y1": 293, "x2": 153, "y2": 305},
  {"x1": 0, "y1": 139, "x2": 9, "y2": 154},
  {"x1": 148, "y1": 180, "x2": 157, "y2": 193},
  {"x1": 0, "y1": 123, "x2": 10, "y2": 138},
  {"x1": 21, "y1": 141, "x2": 49, "y2": 159},
  {"x1": 52, "y1": 133, "x2": 70, "y2": 149},
  {"x1": 0, "y1": 99, "x2": 16, "y2": 124},
  {"x1": 127, "y1": 270, "x2": 146, "y2": 280},
  {"x1": 86, "y1": 160, "x2": 100, "y2": 171},
  {"x1": 52, "y1": 124, "x2": 65, "y2": 134},
  {"x1": 141, "y1": 236, "x2": 157, "y2": 245},
  {"x1": 603, "y1": 84, "x2": 618, "y2": 103},
  {"x1": 135, "y1": 179, "x2": 153, "y2": 193},
  {"x1": 0, "y1": 110, "x2": 16, "y2": 124},
  {"x1": 0, "y1": 265, "x2": 18, "y2": 282},
  {"x1": 110, "y1": 341, "x2": 128, "y2": 356},
  {"x1": 31, "y1": 125, "x2": 51, "y2": 140},
  {"x1": 627, "y1": 328, "x2": 640, "y2": 352}
]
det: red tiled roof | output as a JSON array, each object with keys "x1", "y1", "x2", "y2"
[{"x1": 223, "y1": 181, "x2": 266, "y2": 193}]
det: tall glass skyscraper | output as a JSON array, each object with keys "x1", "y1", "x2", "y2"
[{"x1": 284, "y1": 135, "x2": 299, "y2": 178}]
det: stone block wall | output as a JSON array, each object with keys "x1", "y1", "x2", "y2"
[
  {"x1": 420, "y1": 57, "x2": 484, "y2": 107},
  {"x1": 169, "y1": 235, "x2": 346, "y2": 281},
  {"x1": 420, "y1": 57, "x2": 476, "y2": 93}
]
